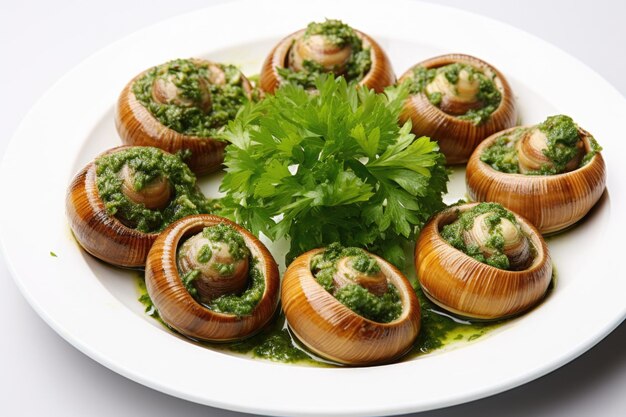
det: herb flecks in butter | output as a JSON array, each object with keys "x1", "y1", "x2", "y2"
[
  {"x1": 480, "y1": 128, "x2": 524, "y2": 174},
  {"x1": 177, "y1": 223, "x2": 261, "y2": 317},
  {"x1": 311, "y1": 243, "x2": 402, "y2": 323},
  {"x1": 335, "y1": 284, "x2": 402, "y2": 323},
  {"x1": 95, "y1": 147, "x2": 213, "y2": 233},
  {"x1": 277, "y1": 19, "x2": 372, "y2": 89},
  {"x1": 133, "y1": 59, "x2": 249, "y2": 137},
  {"x1": 536, "y1": 115, "x2": 582, "y2": 174},
  {"x1": 406, "y1": 62, "x2": 502, "y2": 125},
  {"x1": 208, "y1": 261, "x2": 264, "y2": 316},
  {"x1": 481, "y1": 115, "x2": 602, "y2": 175},
  {"x1": 202, "y1": 222, "x2": 249, "y2": 261},
  {"x1": 441, "y1": 203, "x2": 521, "y2": 270}
]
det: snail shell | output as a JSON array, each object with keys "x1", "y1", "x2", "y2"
[
  {"x1": 145, "y1": 215, "x2": 280, "y2": 342},
  {"x1": 260, "y1": 28, "x2": 395, "y2": 94},
  {"x1": 281, "y1": 249, "x2": 420, "y2": 365},
  {"x1": 399, "y1": 54, "x2": 517, "y2": 165},
  {"x1": 66, "y1": 146, "x2": 161, "y2": 267},
  {"x1": 466, "y1": 126, "x2": 606, "y2": 234},
  {"x1": 115, "y1": 59, "x2": 253, "y2": 175},
  {"x1": 415, "y1": 203, "x2": 552, "y2": 320}
]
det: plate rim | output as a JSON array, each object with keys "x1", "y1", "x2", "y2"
[{"x1": 1, "y1": 0, "x2": 625, "y2": 416}]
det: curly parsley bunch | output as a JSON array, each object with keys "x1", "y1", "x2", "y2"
[{"x1": 219, "y1": 76, "x2": 448, "y2": 267}]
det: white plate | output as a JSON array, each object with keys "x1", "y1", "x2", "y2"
[{"x1": 1, "y1": 0, "x2": 625, "y2": 415}]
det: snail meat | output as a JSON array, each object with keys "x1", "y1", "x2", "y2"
[{"x1": 440, "y1": 203, "x2": 533, "y2": 271}]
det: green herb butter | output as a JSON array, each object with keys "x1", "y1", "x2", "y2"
[
  {"x1": 177, "y1": 224, "x2": 262, "y2": 317},
  {"x1": 277, "y1": 19, "x2": 372, "y2": 89},
  {"x1": 95, "y1": 147, "x2": 213, "y2": 233},
  {"x1": 133, "y1": 59, "x2": 249, "y2": 136},
  {"x1": 406, "y1": 62, "x2": 502, "y2": 125},
  {"x1": 441, "y1": 202, "x2": 525, "y2": 270},
  {"x1": 208, "y1": 260, "x2": 265, "y2": 316},
  {"x1": 311, "y1": 243, "x2": 402, "y2": 323},
  {"x1": 481, "y1": 115, "x2": 602, "y2": 175}
]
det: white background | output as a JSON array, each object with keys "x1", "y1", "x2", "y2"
[{"x1": 1, "y1": 1, "x2": 625, "y2": 416}]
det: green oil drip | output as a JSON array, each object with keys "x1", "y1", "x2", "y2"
[{"x1": 134, "y1": 270, "x2": 556, "y2": 366}]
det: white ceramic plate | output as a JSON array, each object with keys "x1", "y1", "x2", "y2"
[{"x1": 1, "y1": 0, "x2": 625, "y2": 415}]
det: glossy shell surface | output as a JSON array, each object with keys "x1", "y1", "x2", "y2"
[
  {"x1": 466, "y1": 126, "x2": 607, "y2": 234},
  {"x1": 415, "y1": 203, "x2": 552, "y2": 320},
  {"x1": 399, "y1": 54, "x2": 517, "y2": 165},
  {"x1": 65, "y1": 146, "x2": 158, "y2": 268},
  {"x1": 145, "y1": 215, "x2": 280, "y2": 342},
  {"x1": 281, "y1": 249, "x2": 421, "y2": 366}
]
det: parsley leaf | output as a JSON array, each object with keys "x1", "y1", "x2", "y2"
[{"x1": 219, "y1": 75, "x2": 448, "y2": 267}]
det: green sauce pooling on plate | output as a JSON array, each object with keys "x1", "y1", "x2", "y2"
[{"x1": 137, "y1": 270, "x2": 513, "y2": 365}]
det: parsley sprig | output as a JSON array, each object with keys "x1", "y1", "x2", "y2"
[{"x1": 219, "y1": 76, "x2": 448, "y2": 267}]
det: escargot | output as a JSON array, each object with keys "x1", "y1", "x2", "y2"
[
  {"x1": 281, "y1": 244, "x2": 420, "y2": 365},
  {"x1": 115, "y1": 58, "x2": 254, "y2": 175},
  {"x1": 415, "y1": 202, "x2": 552, "y2": 320},
  {"x1": 145, "y1": 215, "x2": 280, "y2": 342},
  {"x1": 466, "y1": 115, "x2": 606, "y2": 234},
  {"x1": 399, "y1": 54, "x2": 517, "y2": 164},
  {"x1": 65, "y1": 146, "x2": 212, "y2": 267},
  {"x1": 260, "y1": 19, "x2": 395, "y2": 93}
]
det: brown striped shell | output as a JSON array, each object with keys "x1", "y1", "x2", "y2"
[
  {"x1": 145, "y1": 215, "x2": 280, "y2": 342},
  {"x1": 65, "y1": 146, "x2": 159, "y2": 268},
  {"x1": 466, "y1": 126, "x2": 606, "y2": 234},
  {"x1": 115, "y1": 59, "x2": 253, "y2": 176},
  {"x1": 399, "y1": 54, "x2": 517, "y2": 165},
  {"x1": 281, "y1": 249, "x2": 421, "y2": 366},
  {"x1": 259, "y1": 29, "x2": 395, "y2": 94},
  {"x1": 415, "y1": 203, "x2": 552, "y2": 320}
]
